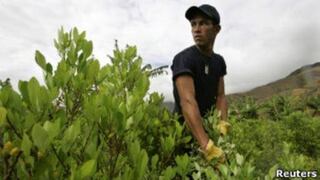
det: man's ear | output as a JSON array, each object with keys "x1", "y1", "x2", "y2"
[
  {"x1": 212, "y1": 24, "x2": 221, "y2": 35},
  {"x1": 216, "y1": 25, "x2": 221, "y2": 33}
]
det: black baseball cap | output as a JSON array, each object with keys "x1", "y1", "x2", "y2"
[{"x1": 185, "y1": 4, "x2": 220, "y2": 25}]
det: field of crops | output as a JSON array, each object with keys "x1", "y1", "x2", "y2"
[{"x1": 0, "y1": 28, "x2": 319, "y2": 179}]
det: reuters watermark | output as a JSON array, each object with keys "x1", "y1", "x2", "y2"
[{"x1": 276, "y1": 169, "x2": 318, "y2": 178}]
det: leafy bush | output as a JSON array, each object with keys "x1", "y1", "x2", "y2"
[
  {"x1": 306, "y1": 94, "x2": 320, "y2": 115},
  {"x1": 0, "y1": 27, "x2": 181, "y2": 179},
  {"x1": 229, "y1": 103, "x2": 320, "y2": 175},
  {"x1": 229, "y1": 118, "x2": 286, "y2": 175},
  {"x1": 282, "y1": 112, "x2": 320, "y2": 158},
  {"x1": 261, "y1": 95, "x2": 300, "y2": 121},
  {"x1": 229, "y1": 97, "x2": 260, "y2": 120}
]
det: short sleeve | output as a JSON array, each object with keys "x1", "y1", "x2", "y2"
[
  {"x1": 220, "y1": 56, "x2": 227, "y2": 77},
  {"x1": 171, "y1": 54, "x2": 194, "y2": 81}
]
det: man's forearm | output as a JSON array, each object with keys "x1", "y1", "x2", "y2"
[
  {"x1": 216, "y1": 95, "x2": 228, "y2": 121},
  {"x1": 181, "y1": 99, "x2": 209, "y2": 150}
]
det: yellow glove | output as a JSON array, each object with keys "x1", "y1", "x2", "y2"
[
  {"x1": 217, "y1": 120, "x2": 231, "y2": 136},
  {"x1": 202, "y1": 139, "x2": 225, "y2": 163}
]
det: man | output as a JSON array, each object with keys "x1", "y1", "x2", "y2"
[{"x1": 171, "y1": 4, "x2": 230, "y2": 162}]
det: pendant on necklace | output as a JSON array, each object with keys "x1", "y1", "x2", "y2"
[{"x1": 205, "y1": 65, "x2": 209, "y2": 74}]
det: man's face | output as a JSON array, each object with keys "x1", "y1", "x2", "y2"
[{"x1": 190, "y1": 14, "x2": 220, "y2": 48}]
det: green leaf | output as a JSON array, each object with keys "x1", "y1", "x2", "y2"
[
  {"x1": 97, "y1": 66, "x2": 110, "y2": 84},
  {"x1": 83, "y1": 40, "x2": 93, "y2": 58},
  {"x1": 31, "y1": 123, "x2": 49, "y2": 151},
  {"x1": 63, "y1": 32, "x2": 69, "y2": 46},
  {"x1": 54, "y1": 61, "x2": 69, "y2": 86},
  {"x1": 62, "y1": 119, "x2": 81, "y2": 143},
  {"x1": 85, "y1": 136, "x2": 98, "y2": 159},
  {"x1": 57, "y1": 27, "x2": 65, "y2": 44},
  {"x1": 35, "y1": 50, "x2": 46, "y2": 70},
  {"x1": 18, "y1": 81, "x2": 29, "y2": 103},
  {"x1": 151, "y1": 154, "x2": 159, "y2": 170},
  {"x1": 267, "y1": 164, "x2": 278, "y2": 179},
  {"x1": 124, "y1": 45, "x2": 137, "y2": 60},
  {"x1": 218, "y1": 164, "x2": 228, "y2": 177},
  {"x1": 27, "y1": 77, "x2": 41, "y2": 112},
  {"x1": 21, "y1": 133, "x2": 32, "y2": 156},
  {"x1": 72, "y1": 27, "x2": 79, "y2": 41},
  {"x1": 161, "y1": 166, "x2": 176, "y2": 180},
  {"x1": 46, "y1": 63, "x2": 53, "y2": 74},
  {"x1": 236, "y1": 153, "x2": 244, "y2": 166},
  {"x1": 231, "y1": 165, "x2": 239, "y2": 176},
  {"x1": 128, "y1": 140, "x2": 140, "y2": 163},
  {"x1": 122, "y1": 165, "x2": 134, "y2": 180},
  {"x1": 43, "y1": 119, "x2": 61, "y2": 141},
  {"x1": 45, "y1": 73, "x2": 54, "y2": 89},
  {"x1": 79, "y1": 31, "x2": 86, "y2": 40},
  {"x1": 175, "y1": 154, "x2": 190, "y2": 177},
  {"x1": 114, "y1": 111, "x2": 125, "y2": 133},
  {"x1": 135, "y1": 150, "x2": 148, "y2": 180},
  {"x1": 194, "y1": 162, "x2": 201, "y2": 171},
  {"x1": 39, "y1": 86, "x2": 50, "y2": 107},
  {"x1": 54, "y1": 38, "x2": 60, "y2": 50},
  {"x1": 204, "y1": 167, "x2": 219, "y2": 179},
  {"x1": 161, "y1": 135, "x2": 175, "y2": 155},
  {"x1": 192, "y1": 171, "x2": 201, "y2": 180},
  {"x1": 67, "y1": 43, "x2": 77, "y2": 64},
  {"x1": 24, "y1": 113, "x2": 36, "y2": 131},
  {"x1": 80, "y1": 159, "x2": 96, "y2": 178},
  {"x1": 181, "y1": 136, "x2": 192, "y2": 144},
  {"x1": 86, "y1": 60, "x2": 100, "y2": 81},
  {"x1": 134, "y1": 74, "x2": 149, "y2": 97},
  {"x1": 174, "y1": 120, "x2": 183, "y2": 138},
  {"x1": 0, "y1": 107, "x2": 7, "y2": 126},
  {"x1": 0, "y1": 87, "x2": 9, "y2": 105}
]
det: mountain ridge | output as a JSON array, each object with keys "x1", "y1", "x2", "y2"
[{"x1": 228, "y1": 61, "x2": 320, "y2": 101}]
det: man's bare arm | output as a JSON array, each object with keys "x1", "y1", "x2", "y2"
[
  {"x1": 216, "y1": 76, "x2": 228, "y2": 121},
  {"x1": 175, "y1": 75, "x2": 209, "y2": 150}
]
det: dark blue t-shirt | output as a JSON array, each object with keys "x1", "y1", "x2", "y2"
[{"x1": 171, "y1": 45, "x2": 227, "y2": 118}]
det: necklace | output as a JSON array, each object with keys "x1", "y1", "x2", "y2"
[{"x1": 205, "y1": 64, "x2": 209, "y2": 74}]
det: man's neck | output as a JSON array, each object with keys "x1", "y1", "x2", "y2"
[{"x1": 196, "y1": 44, "x2": 214, "y2": 57}]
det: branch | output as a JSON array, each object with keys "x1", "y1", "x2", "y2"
[
  {"x1": 7, "y1": 118, "x2": 22, "y2": 139},
  {"x1": 4, "y1": 151, "x2": 22, "y2": 180},
  {"x1": 81, "y1": 122, "x2": 95, "y2": 155},
  {"x1": 51, "y1": 145, "x2": 68, "y2": 174}
]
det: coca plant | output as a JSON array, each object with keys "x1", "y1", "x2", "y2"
[{"x1": 0, "y1": 27, "x2": 173, "y2": 179}]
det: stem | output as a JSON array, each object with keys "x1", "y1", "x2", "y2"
[
  {"x1": 7, "y1": 118, "x2": 22, "y2": 139},
  {"x1": 97, "y1": 122, "x2": 109, "y2": 143},
  {"x1": 69, "y1": 91, "x2": 82, "y2": 122},
  {"x1": 4, "y1": 155, "x2": 9, "y2": 179},
  {"x1": 81, "y1": 122, "x2": 95, "y2": 154},
  {"x1": 64, "y1": 91, "x2": 69, "y2": 121},
  {"x1": 109, "y1": 149, "x2": 120, "y2": 178},
  {"x1": 51, "y1": 145, "x2": 68, "y2": 174},
  {"x1": 96, "y1": 122, "x2": 118, "y2": 178},
  {"x1": 37, "y1": 108, "x2": 46, "y2": 122},
  {"x1": 161, "y1": 152, "x2": 173, "y2": 169},
  {"x1": 4, "y1": 151, "x2": 22, "y2": 180},
  {"x1": 109, "y1": 136, "x2": 123, "y2": 178}
]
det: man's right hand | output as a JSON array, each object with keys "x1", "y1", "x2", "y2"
[{"x1": 201, "y1": 139, "x2": 225, "y2": 163}]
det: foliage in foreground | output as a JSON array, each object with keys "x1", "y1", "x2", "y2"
[{"x1": 0, "y1": 28, "x2": 319, "y2": 179}]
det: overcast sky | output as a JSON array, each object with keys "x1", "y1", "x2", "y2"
[{"x1": 0, "y1": 0, "x2": 319, "y2": 101}]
